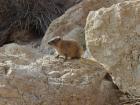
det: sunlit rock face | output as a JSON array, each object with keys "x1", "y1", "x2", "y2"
[
  {"x1": 41, "y1": 0, "x2": 129, "y2": 53},
  {"x1": 85, "y1": 0, "x2": 140, "y2": 96}
]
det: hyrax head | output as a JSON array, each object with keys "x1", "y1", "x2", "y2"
[{"x1": 47, "y1": 36, "x2": 61, "y2": 46}]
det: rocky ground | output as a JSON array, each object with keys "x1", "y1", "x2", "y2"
[
  {"x1": 0, "y1": 0, "x2": 140, "y2": 105},
  {"x1": 0, "y1": 43, "x2": 123, "y2": 105}
]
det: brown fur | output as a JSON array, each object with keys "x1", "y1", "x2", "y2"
[{"x1": 48, "y1": 36, "x2": 83, "y2": 60}]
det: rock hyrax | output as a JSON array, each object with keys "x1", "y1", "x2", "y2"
[{"x1": 48, "y1": 36, "x2": 83, "y2": 60}]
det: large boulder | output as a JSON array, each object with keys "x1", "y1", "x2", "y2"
[
  {"x1": 0, "y1": 43, "x2": 122, "y2": 105},
  {"x1": 85, "y1": 0, "x2": 140, "y2": 96},
  {"x1": 41, "y1": 0, "x2": 129, "y2": 53}
]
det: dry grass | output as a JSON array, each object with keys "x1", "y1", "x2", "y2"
[{"x1": 0, "y1": 0, "x2": 65, "y2": 46}]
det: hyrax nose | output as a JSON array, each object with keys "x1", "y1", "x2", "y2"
[{"x1": 48, "y1": 41, "x2": 51, "y2": 45}]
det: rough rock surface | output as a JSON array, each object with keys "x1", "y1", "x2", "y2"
[
  {"x1": 0, "y1": 43, "x2": 42, "y2": 64},
  {"x1": 0, "y1": 43, "x2": 122, "y2": 105},
  {"x1": 85, "y1": 0, "x2": 140, "y2": 96},
  {"x1": 41, "y1": 0, "x2": 129, "y2": 53}
]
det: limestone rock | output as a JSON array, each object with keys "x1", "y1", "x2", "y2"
[
  {"x1": 63, "y1": 27, "x2": 86, "y2": 50},
  {"x1": 0, "y1": 43, "x2": 122, "y2": 105},
  {"x1": 0, "y1": 43, "x2": 41, "y2": 65},
  {"x1": 41, "y1": 0, "x2": 129, "y2": 53},
  {"x1": 85, "y1": 0, "x2": 140, "y2": 96}
]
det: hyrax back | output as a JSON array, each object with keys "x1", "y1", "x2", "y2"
[{"x1": 48, "y1": 36, "x2": 83, "y2": 60}]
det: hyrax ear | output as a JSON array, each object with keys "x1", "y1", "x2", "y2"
[
  {"x1": 59, "y1": 36, "x2": 63, "y2": 40},
  {"x1": 54, "y1": 36, "x2": 60, "y2": 40},
  {"x1": 55, "y1": 36, "x2": 62, "y2": 41}
]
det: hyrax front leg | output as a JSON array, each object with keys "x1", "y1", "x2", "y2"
[
  {"x1": 55, "y1": 54, "x2": 60, "y2": 58},
  {"x1": 55, "y1": 50, "x2": 60, "y2": 59},
  {"x1": 64, "y1": 55, "x2": 68, "y2": 61}
]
